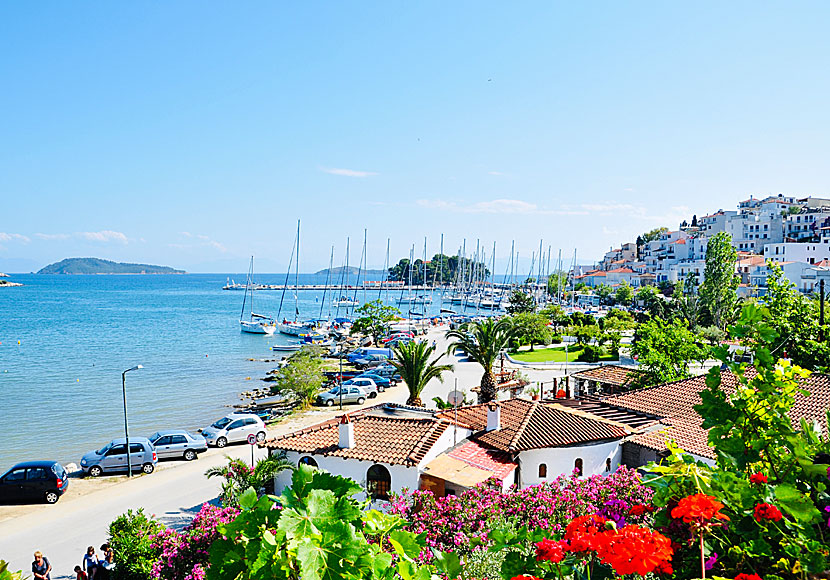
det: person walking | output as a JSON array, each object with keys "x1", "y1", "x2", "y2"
[
  {"x1": 97, "y1": 549, "x2": 115, "y2": 580},
  {"x1": 83, "y1": 546, "x2": 99, "y2": 579},
  {"x1": 31, "y1": 551, "x2": 52, "y2": 580}
]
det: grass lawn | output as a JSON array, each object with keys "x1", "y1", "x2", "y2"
[{"x1": 509, "y1": 345, "x2": 617, "y2": 363}]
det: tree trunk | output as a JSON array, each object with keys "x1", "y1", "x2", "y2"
[
  {"x1": 478, "y1": 370, "x2": 498, "y2": 404},
  {"x1": 406, "y1": 396, "x2": 424, "y2": 407}
]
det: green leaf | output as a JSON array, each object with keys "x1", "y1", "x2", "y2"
[
  {"x1": 295, "y1": 521, "x2": 370, "y2": 580},
  {"x1": 239, "y1": 486, "x2": 258, "y2": 509},
  {"x1": 774, "y1": 484, "x2": 821, "y2": 523},
  {"x1": 363, "y1": 509, "x2": 403, "y2": 536},
  {"x1": 371, "y1": 552, "x2": 394, "y2": 580},
  {"x1": 389, "y1": 530, "x2": 423, "y2": 562},
  {"x1": 431, "y1": 550, "x2": 463, "y2": 579}
]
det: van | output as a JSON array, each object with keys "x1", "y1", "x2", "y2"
[{"x1": 346, "y1": 347, "x2": 393, "y2": 363}]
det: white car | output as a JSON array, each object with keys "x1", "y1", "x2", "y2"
[
  {"x1": 342, "y1": 377, "x2": 381, "y2": 398},
  {"x1": 201, "y1": 414, "x2": 267, "y2": 448}
]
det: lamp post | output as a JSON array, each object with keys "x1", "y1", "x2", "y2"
[{"x1": 122, "y1": 365, "x2": 143, "y2": 477}]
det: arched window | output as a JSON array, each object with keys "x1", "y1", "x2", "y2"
[
  {"x1": 299, "y1": 456, "x2": 318, "y2": 468},
  {"x1": 574, "y1": 457, "x2": 584, "y2": 477},
  {"x1": 538, "y1": 463, "x2": 547, "y2": 478},
  {"x1": 367, "y1": 464, "x2": 392, "y2": 500},
  {"x1": 605, "y1": 458, "x2": 612, "y2": 472}
]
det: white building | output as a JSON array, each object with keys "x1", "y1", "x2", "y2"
[{"x1": 763, "y1": 240, "x2": 830, "y2": 265}]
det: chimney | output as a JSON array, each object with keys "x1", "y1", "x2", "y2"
[
  {"x1": 338, "y1": 415, "x2": 355, "y2": 448},
  {"x1": 486, "y1": 403, "x2": 501, "y2": 432}
]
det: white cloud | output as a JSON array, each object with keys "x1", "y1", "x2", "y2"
[
  {"x1": 35, "y1": 233, "x2": 71, "y2": 241},
  {"x1": 0, "y1": 233, "x2": 30, "y2": 243},
  {"x1": 487, "y1": 171, "x2": 506, "y2": 176},
  {"x1": 169, "y1": 232, "x2": 226, "y2": 253},
  {"x1": 320, "y1": 167, "x2": 379, "y2": 178},
  {"x1": 78, "y1": 230, "x2": 129, "y2": 244}
]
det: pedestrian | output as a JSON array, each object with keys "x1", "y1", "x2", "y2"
[
  {"x1": 74, "y1": 565, "x2": 89, "y2": 580},
  {"x1": 31, "y1": 551, "x2": 52, "y2": 580},
  {"x1": 83, "y1": 545, "x2": 99, "y2": 579},
  {"x1": 97, "y1": 549, "x2": 115, "y2": 580}
]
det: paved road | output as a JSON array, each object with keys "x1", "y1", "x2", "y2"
[{"x1": 0, "y1": 325, "x2": 568, "y2": 578}]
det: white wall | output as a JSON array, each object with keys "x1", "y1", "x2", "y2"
[
  {"x1": 518, "y1": 440, "x2": 623, "y2": 487},
  {"x1": 272, "y1": 449, "x2": 419, "y2": 505},
  {"x1": 416, "y1": 425, "x2": 472, "y2": 468}
]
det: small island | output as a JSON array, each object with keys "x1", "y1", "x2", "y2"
[
  {"x1": 314, "y1": 266, "x2": 387, "y2": 279},
  {"x1": 37, "y1": 258, "x2": 186, "y2": 275}
]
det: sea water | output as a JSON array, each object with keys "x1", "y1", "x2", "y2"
[{"x1": 0, "y1": 274, "x2": 459, "y2": 467}]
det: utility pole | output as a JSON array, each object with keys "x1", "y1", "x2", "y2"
[{"x1": 821, "y1": 279, "x2": 826, "y2": 341}]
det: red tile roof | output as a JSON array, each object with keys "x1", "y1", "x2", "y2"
[
  {"x1": 603, "y1": 370, "x2": 830, "y2": 458},
  {"x1": 606, "y1": 267, "x2": 635, "y2": 274},
  {"x1": 437, "y1": 399, "x2": 629, "y2": 452},
  {"x1": 264, "y1": 412, "x2": 449, "y2": 466},
  {"x1": 569, "y1": 365, "x2": 644, "y2": 387},
  {"x1": 447, "y1": 440, "x2": 517, "y2": 480}
]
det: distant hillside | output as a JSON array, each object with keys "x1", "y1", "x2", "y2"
[
  {"x1": 314, "y1": 266, "x2": 387, "y2": 279},
  {"x1": 38, "y1": 258, "x2": 186, "y2": 275}
]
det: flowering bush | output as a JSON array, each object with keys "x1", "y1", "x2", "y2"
[
  {"x1": 389, "y1": 466, "x2": 652, "y2": 555},
  {"x1": 150, "y1": 504, "x2": 238, "y2": 580},
  {"x1": 107, "y1": 508, "x2": 165, "y2": 580}
]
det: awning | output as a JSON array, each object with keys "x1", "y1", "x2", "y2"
[{"x1": 422, "y1": 455, "x2": 500, "y2": 488}]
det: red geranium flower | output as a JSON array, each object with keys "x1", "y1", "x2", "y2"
[
  {"x1": 511, "y1": 576, "x2": 544, "y2": 580},
  {"x1": 534, "y1": 538, "x2": 566, "y2": 563},
  {"x1": 753, "y1": 503, "x2": 783, "y2": 522},
  {"x1": 749, "y1": 473, "x2": 768, "y2": 485},
  {"x1": 628, "y1": 504, "x2": 652, "y2": 516},
  {"x1": 593, "y1": 524, "x2": 674, "y2": 576},
  {"x1": 671, "y1": 494, "x2": 730, "y2": 523},
  {"x1": 564, "y1": 514, "x2": 608, "y2": 553},
  {"x1": 735, "y1": 574, "x2": 762, "y2": 580}
]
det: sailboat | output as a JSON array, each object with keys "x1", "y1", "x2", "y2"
[
  {"x1": 279, "y1": 221, "x2": 326, "y2": 336},
  {"x1": 239, "y1": 257, "x2": 277, "y2": 334}
]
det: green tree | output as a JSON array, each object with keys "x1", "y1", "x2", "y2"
[
  {"x1": 509, "y1": 312, "x2": 551, "y2": 351},
  {"x1": 0, "y1": 561, "x2": 26, "y2": 580},
  {"x1": 614, "y1": 282, "x2": 634, "y2": 306},
  {"x1": 631, "y1": 317, "x2": 709, "y2": 385},
  {"x1": 546, "y1": 271, "x2": 567, "y2": 296},
  {"x1": 764, "y1": 261, "x2": 830, "y2": 369},
  {"x1": 699, "y1": 232, "x2": 739, "y2": 330},
  {"x1": 107, "y1": 508, "x2": 164, "y2": 580},
  {"x1": 673, "y1": 272, "x2": 701, "y2": 328},
  {"x1": 539, "y1": 303, "x2": 569, "y2": 332},
  {"x1": 271, "y1": 346, "x2": 325, "y2": 408},
  {"x1": 390, "y1": 340, "x2": 452, "y2": 406},
  {"x1": 641, "y1": 226, "x2": 668, "y2": 243},
  {"x1": 446, "y1": 318, "x2": 517, "y2": 403},
  {"x1": 594, "y1": 284, "x2": 613, "y2": 305},
  {"x1": 504, "y1": 289, "x2": 536, "y2": 314},
  {"x1": 350, "y1": 300, "x2": 400, "y2": 345},
  {"x1": 205, "y1": 454, "x2": 294, "y2": 507}
]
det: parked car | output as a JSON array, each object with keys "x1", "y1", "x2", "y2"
[
  {"x1": 201, "y1": 414, "x2": 267, "y2": 448},
  {"x1": 342, "y1": 377, "x2": 381, "y2": 397},
  {"x1": 371, "y1": 365, "x2": 403, "y2": 383},
  {"x1": 80, "y1": 438, "x2": 157, "y2": 477},
  {"x1": 381, "y1": 332, "x2": 414, "y2": 344},
  {"x1": 347, "y1": 347, "x2": 393, "y2": 364},
  {"x1": 148, "y1": 430, "x2": 208, "y2": 461},
  {"x1": 385, "y1": 337, "x2": 414, "y2": 347},
  {"x1": 353, "y1": 353, "x2": 390, "y2": 369},
  {"x1": 355, "y1": 372, "x2": 393, "y2": 388},
  {"x1": 316, "y1": 385, "x2": 368, "y2": 406},
  {"x1": 0, "y1": 461, "x2": 69, "y2": 504}
]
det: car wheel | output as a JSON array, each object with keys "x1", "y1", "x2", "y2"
[
  {"x1": 256, "y1": 431, "x2": 266, "y2": 442},
  {"x1": 357, "y1": 397, "x2": 365, "y2": 405},
  {"x1": 216, "y1": 437, "x2": 228, "y2": 448},
  {"x1": 89, "y1": 466, "x2": 103, "y2": 478},
  {"x1": 44, "y1": 490, "x2": 59, "y2": 504},
  {"x1": 378, "y1": 386, "x2": 385, "y2": 392},
  {"x1": 142, "y1": 463, "x2": 155, "y2": 474},
  {"x1": 184, "y1": 449, "x2": 197, "y2": 461},
  {"x1": 325, "y1": 399, "x2": 334, "y2": 407},
  {"x1": 369, "y1": 392, "x2": 377, "y2": 399}
]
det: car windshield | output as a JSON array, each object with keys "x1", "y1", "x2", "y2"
[
  {"x1": 96, "y1": 443, "x2": 111, "y2": 455},
  {"x1": 211, "y1": 417, "x2": 232, "y2": 429},
  {"x1": 149, "y1": 432, "x2": 161, "y2": 443},
  {"x1": 186, "y1": 431, "x2": 200, "y2": 440},
  {"x1": 328, "y1": 387, "x2": 343, "y2": 394}
]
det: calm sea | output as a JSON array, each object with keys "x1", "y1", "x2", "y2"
[{"x1": 0, "y1": 273, "x2": 460, "y2": 468}]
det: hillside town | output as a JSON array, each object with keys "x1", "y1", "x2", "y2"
[{"x1": 577, "y1": 194, "x2": 830, "y2": 296}]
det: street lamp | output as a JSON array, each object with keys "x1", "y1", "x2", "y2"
[{"x1": 122, "y1": 365, "x2": 143, "y2": 477}]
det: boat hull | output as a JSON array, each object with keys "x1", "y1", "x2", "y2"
[{"x1": 241, "y1": 320, "x2": 277, "y2": 334}]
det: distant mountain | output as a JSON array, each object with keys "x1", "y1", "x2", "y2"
[
  {"x1": 314, "y1": 266, "x2": 388, "y2": 279},
  {"x1": 38, "y1": 258, "x2": 186, "y2": 275}
]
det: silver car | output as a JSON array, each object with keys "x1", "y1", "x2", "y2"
[
  {"x1": 149, "y1": 430, "x2": 207, "y2": 461},
  {"x1": 80, "y1": 437, "x2": 158, "y2": 477},
  {"x1": 201, "y1": 414, "x2": 267, "y2": 448},
  {"x1": 316, "y1": 385, "x2": 368, "y2": 406}
]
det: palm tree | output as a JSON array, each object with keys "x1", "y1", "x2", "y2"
[
  {"x1": 446, "y1": 317, "x2": 517, "y2": 403},
  {"x1": 205, "y1": 452, "x2": 294, "y2": 506},
  {"x1": 390, "y1": 340, "x2": 453, "y2": 407}
]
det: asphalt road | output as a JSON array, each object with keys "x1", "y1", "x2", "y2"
[{"x1": 0, "y1": 325, "x2": 573, "y2": 578}]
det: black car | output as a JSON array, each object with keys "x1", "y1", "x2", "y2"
[{"x1": 0, "y1": 461, "x2": 69, "y2": 504}]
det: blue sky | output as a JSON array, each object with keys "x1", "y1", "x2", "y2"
[{"x1": 2, "y1": 2, "x2": 830, "y2": 273}]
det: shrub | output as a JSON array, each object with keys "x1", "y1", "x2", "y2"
[
  {"x1": 108, "y1": 508, "x2": 164, "y2": 580},
  {"x1": 577, "y1": 344, "x2": 601, "y2": 362}
]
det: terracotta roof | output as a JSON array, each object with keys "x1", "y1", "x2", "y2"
[
  {"x1": 603, "y1": 370, "x2": 830, "y2": 457},
  {"x1": 569, "y1": 365, "x2": 644, "y2": 387},
  {"x1": 629, "y1": 416, "x2": 715, "y2": 459},
  {"x1": 264, "y1": 412, "x2": 449, "y2": 466},
  {"x1": 606, "y1": 267, "x2": 635, "y2": 274},
  {"x1": 437, "y1": 399, "x2": 628, "y2": 452},
  {"x1": 446, "y1": 440, "x2": 517, "y2": 480},
  {"x1": 672, "y1": 239, "x2": 687, "y2": 245}
]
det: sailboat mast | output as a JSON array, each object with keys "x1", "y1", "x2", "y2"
[
  {"x1": 379, "y1": 238, "x2": 389, "y2": 303},
  {"x1": 320, "y1": 246, "x2": 334, "y2": 319},
  {"x1": 277, "y1": 235, "x2": 296, "y2": 322},
  {"x1": 293, "y1": 220, "x2": 300, "y2": 321}
]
